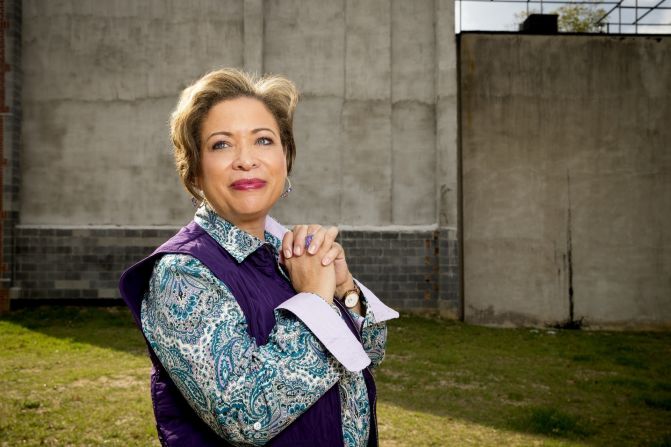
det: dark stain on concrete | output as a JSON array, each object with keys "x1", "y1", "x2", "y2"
[
  {"x1": 566, "y1": 169, "x2": 575, "y2": 324},
  {"x1": 467, "y1": 305, "x2": 542, "y2": 327}
]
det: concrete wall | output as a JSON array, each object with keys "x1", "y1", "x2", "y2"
[
  {"x1": 20, "y1": 0, "x2": 459, "y2": 228},
  {"x1": 14, "y1": 0, "x2": 460, "y2": 313},
  {"x1": 21, "y1": 0, "x2": 245, "y2": 226},
  {"x1": 461, "y1": 33, "x2": 671, "y2": 328}
]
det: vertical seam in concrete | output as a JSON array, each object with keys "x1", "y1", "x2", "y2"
[
  {"x1": 389, "y1": 0, "x2": 394, "y2": 224},
  {"x1": 243, "y1": 0, "x2": 264, "y2": 74},
  {"x1": 242, "y1": 0, "x2": 246, "y2": 67},
  {"x1": 433, "y1": 0, "x2": 439, "y2": 226},
  {"x1": 340, "y1": 0, "x2": 347, "y2": 222},
  {"x1": 456, "y1": 32, "x2": 465, "y2": 322},
  {"x1": 338, "y1": 0, "x2": 347, "y2": 222},
  {"x1": 343, "y1": 0, "x2": 348, "y2": 101},
  {"x1": 566, "y1": 169, "x2": 574, "y2": 323},
  {"x1": 260, "y1": 0, "x2": 265, "y2": 73}
]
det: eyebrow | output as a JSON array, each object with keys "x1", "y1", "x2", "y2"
[{"x1": 206, "y1": 128, "x2": 277, "y2": 141}]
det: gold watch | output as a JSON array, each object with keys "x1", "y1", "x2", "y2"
[{"x1": 340, "y1": 282, "x2": 361, "y2": 309}]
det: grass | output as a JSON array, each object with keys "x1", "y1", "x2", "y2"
[
  {"x1": 1, "y1": 308, "x2": 670, "y2": 446},
  {"x1": 376, "y1": 316, "x2": 671, "y2": 446}
]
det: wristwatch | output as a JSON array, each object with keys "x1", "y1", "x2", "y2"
[{"x1": 340, "y1": 282, "x2": 361, "y2": 309}]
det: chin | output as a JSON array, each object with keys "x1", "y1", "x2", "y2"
[
  {"x1": 237, "y1": 193, "x2": 280, "y2": 211},
  {"x1": 231, "y1": 200, "x2": 273, "y2": 218}
]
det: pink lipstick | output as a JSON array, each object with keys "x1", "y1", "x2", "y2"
[{"x1": 230, "y1": 178, "x2": 267, "y2": 190}]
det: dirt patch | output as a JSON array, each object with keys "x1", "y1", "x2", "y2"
[{"x1": 69, "y1": 374, "x2": 144, "y2": 390}]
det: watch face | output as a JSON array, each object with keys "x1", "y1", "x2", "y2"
[{"x1": 344, "y1": 292, "x2": 359, "y2": 308}]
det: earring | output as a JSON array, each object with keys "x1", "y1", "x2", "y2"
[{"x1": 280, "y1": 177, "x2": 292, "y2": 199}]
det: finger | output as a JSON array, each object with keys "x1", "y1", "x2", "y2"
[
  {"x1": 319, "y1": 226, "x2": 339, "y2": 253},
  {"x1": 300, "y1": 224, "x2": 321, "y2": 255},
  {"x1": 306, "y1": 225, "x2": 327, "y2": 254},
  {"x1": 321, "y1": 243, "x2": 343, "y2": 266},
  {"x1": 282, "y1": 230, "x2": 295, "y2": 259},
  {"x1": 309, "y1": 226, "x2": 338, "y2": 255},
  {"x1": 333, "y1": 242, "x2": 346, "y2": 261},
  {"x1": 292, "y1": 225, "x2": 308, "y2": 256}
]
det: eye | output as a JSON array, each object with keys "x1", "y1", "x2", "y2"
[
  {"x1": 256, "y1": 136, "x2": 273, "y2": 146},
  {"x1": 212, "y1": 140, "x2": 231, "y2": 150}
]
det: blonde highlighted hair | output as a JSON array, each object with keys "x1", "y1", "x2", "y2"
[{"x1": 170, "y1": 68, "x2": 299, "y2": 203}]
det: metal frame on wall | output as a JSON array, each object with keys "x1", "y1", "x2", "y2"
[{"x1": 456, "y1": 0, "x2": 671, "y2": 33}]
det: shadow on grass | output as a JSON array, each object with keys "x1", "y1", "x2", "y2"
[
  {"x1": 509, "y1": 406, "x2": 593, "y2": 439},
  {"x1": 375, "y1": 314, "x2": 671, "y2": 446},
  {"x1": 0, "y1": 305, "x2": 148, "y2": 356}
]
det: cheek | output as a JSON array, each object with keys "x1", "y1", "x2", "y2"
[
  {"x1": 273, "y1": 150, "x2": 288, "y2": 176},
  {"x1": 201, "y1": 152, "x2": 232, "y2": 180}
]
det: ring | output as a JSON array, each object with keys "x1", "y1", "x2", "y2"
[{"x1": 304, "y1": 234, "x2": 314, "y2": 249}]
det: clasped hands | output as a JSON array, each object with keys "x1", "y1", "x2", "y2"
[{"x1": 280, "y1": 224, "x2": 355, "y2": 306}]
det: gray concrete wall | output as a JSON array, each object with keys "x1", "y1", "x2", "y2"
[
  {"x1": 15, "y1": 0, "x2": 461, "y2": 313},
  {"x1": 21, "y1": 0, "x2": 459, "y2": 228},
  {"x1": 461, "y1": 33, "x2": 671, "y2": 328},
  {"x1": 21, "y1": 0, "x2": 245, "y2": 226}
]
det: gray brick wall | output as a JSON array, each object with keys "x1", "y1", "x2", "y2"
[
  {"x1": 340, "y1": 230, "x2": 442, "y2": 311},
  {"x1": 13, "y1": 227, "x2": 174, "y2": 301},
  {"x1": 12, "y1": 226, "x2": 461, "y2": 316}
]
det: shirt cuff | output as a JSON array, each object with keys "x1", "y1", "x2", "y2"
[
  {"x1": 276, "y1": 293, "x2": 371, "y2": 372},
  {"x1": 353, "y1": 278, "x2": 400, "y2": 324}
]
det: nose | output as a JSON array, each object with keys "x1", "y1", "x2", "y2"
[{"x1": 233, "y1": 142, "x2": 258, "y2": 171}]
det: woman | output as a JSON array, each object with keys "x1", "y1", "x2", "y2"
[{"x1": 119, "y1": 68, "x2": 398, "y2": 447}]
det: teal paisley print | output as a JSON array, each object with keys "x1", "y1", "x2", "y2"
[
  {"x1": 194, "y1": 204, "x2": 282, "y2": 263},
  {"x1": 141, "y1": 203, "x2": 389, "y2": 446},
  {"x1": 352, "y1": 304, "x2": 388, "y2": 370},
  {"x1": 142, "y1": 255, "x2": 343, "y2": 444}
]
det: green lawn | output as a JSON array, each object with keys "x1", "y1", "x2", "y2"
[{"x1": 1, "y1": 307, "x2": 669, "y2": 447}]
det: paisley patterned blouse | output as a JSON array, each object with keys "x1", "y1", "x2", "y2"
[{"x1": 140, "y1": 204, "x2": 396, "y2": 446}]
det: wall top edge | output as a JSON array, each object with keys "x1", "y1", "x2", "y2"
[
  {"x1": 338, "y1": 224, "x2": 448, "y2": 232},
  {"x1": 459, "y1": 31, "x2": 669, "y2": 39},
  {"x1": 16, "y1": 224, "x2": 183, "y2": 230},
  {"x1": 15, "y1": 224, "x2": 458, "y2": 233}
]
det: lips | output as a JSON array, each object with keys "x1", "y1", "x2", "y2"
[{"x1": 230, "y1": 178, "x2": 267, "y2": 190}]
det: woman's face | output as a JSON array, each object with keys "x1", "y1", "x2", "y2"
[{"x1": 197, "y1": 96, "x2": 287, "y2": 226}]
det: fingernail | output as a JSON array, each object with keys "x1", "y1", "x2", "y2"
[
  {"x1": 308, "y1": 245, "x2": 317, "y2": 254},
  {"x1": 294, "y1": 246, "x2": 301, "y2": 255},
  {"x1": 322, "y1": 257, "x2": 330, "y2": 265},
  {"x1": 284, "y1": 249, "x2": 291, "y2": 258}
]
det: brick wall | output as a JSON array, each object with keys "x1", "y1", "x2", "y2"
[
  {"x1": 12, "y1": 226, "x2": 461, "y2": 315},
  {"x1": 13, "y1": 227, "x2": 175, "y2": 302}
]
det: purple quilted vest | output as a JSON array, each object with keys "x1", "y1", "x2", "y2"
[{"x1": 119, "y1": 221, "x2": 378, "y2": 446}]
